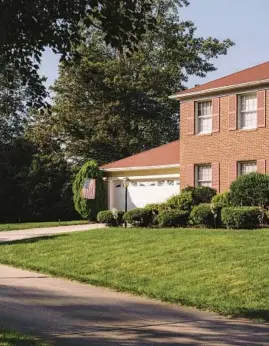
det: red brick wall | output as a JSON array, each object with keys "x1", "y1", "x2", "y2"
[{"x1": 180, "y1": 89, "x2": 269, "y2": 192}]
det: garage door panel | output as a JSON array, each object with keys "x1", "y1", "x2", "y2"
[{"x1": 112, "y1": 179, "x2": 180, "y2": 211}]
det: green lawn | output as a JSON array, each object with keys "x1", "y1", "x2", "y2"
[
  {"x1": 0, "y1": 328, "x2": 47, "y2": 346},
  {"x1": 0, "y1": 220, "x2": 88, "y2": 232},
  {"x1": 0, "y1": 228, "x2": 268, "y2": 320}
]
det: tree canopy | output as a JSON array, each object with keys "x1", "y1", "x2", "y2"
[
  {"x1": 0, "y1": 0, "x2": 188, "y2": 103},
  {"x1": 52, "y1": 0, "x2": 233, "y2": 165}
]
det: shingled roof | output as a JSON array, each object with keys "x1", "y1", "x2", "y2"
[
  {"x1": 171, "y1": 61, "x2": 269, "y2": 99},
  {"x1": 101, "y1": 140, "x2": 180, "y2": 170}
]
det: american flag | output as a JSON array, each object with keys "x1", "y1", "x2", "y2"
[{"x1": 81, "y1": 179, "x2": 96, "y2": 199}]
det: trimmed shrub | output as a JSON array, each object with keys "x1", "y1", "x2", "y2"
[
  {"x1": 97, "y1": 210, "x2": 116, "y2": 226},
  {"x1": 73, "y1": 160, "x2": 106, "y2": 220},
  {"x1": 211, "y1": 192, "x2": 232, "y2": 227},
  {"x1": 211, "y1": 192, "x2": 232, "y2": 207},
  {"x1": 157, "y1": 210, "x2": 189, "y2": 227},
  {"x1": 183, "y1": 186, "x2": 217, "y2": 205},
  {"x1": 123, "y1": 208, "x2": 153, "y2": 227},
  {"x1": 230, "y1": 173, "x2": 269, "y2": 207},
  {"x1": 158, "y1": 203, "x2": 172, "y2": 213},
  {"x1": 221, "y1": 207, "x2": 262, "y2": 229},
  {"x1": 145, "y1": 203, "x2": 160, "y2": 214},
  {"x1": 190, "y1": 203, "x2": 215, "y2": 228},
  {"x1": 166, "y1": 191, "x2": 193, "y2": 211}
]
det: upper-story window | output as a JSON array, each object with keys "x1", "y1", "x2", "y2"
[
  {"x1": 238, "y1": 93, "x2": 257, "y2": 129},
  {"x1": 196, "y1": 101, "x2": 212, "y2": 134},
  {"x1": 195, "y1": 164, "x2": 212, "y2": 187}
]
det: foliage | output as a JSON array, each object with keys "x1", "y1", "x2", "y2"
[
  {"x1": 221, "y1": 207, "x2": 262, "y2": 229},
  {"x1": 183, "y1": 186, "x2": 217, "y2": 205},
  {"x1": 72, "y1": 160, "x2": 106, "y2": 220},
  {"x1": 157, "y1": 210, "x2": 188, "y2": 227},
  {"x1": 230, "y1": 173, "x2": 269, "y2": 208},
  {"x1": 97, "y1": 211, "x2": 116, "y2": 226},
  {"x1": 97, "y1": 210, "x2": 124, "y2": 226},
  {"x1": 52, "y1": 1, "x2": 233, "y2": 164},
  {"x1": 211, "y1": 192, "x2": 232, "y2": 207},
  {"x1": 158, "y1": 203, "x2": 172, "y2": 213},
  {"x1": 166, "y1": 191, "x2": 193, "y2": 211},
  {"x1": 1, "y1": 228, "x2": 268, "y2": 321},
  {"x1": 211, "y1": 192, "x2": 232, "y2": 227},
  {"x1": 0, "y1": 0, "x2": 168, "y2": 103},
  {"x1": 190, "y1": 203, "x2": 215, "y2": 228},
  {"x1": 123, "y1": 208, "x2": 153, "y2": 227}
]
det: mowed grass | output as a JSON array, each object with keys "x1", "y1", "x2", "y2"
[
  {"x1": 0, "y1": 220, "x2": 88, "y2": 232},
  {"x1": 0, "y1": 328, "x2": 47, "y2": 346},
  {"x1": 0, "y1": 228, "x2": 268, "y2": 320}
]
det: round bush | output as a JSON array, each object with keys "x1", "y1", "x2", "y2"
[
  {"x1": 230, "y1": 173, "x2": 269, "y2": 207},
  {"x1": 190, "y1": 203, "x2": 215, "y2": 228},
  {"x1": 166, "y1": 191, "x2": 193, "y2": 211},
  {"x1": 157, "y1": 210, "x2": 189, "y2": 227},
  {"x1": 123, "y1": 208, "x2": 153, "y2": 227},
  {"x1": 72, "y1": 160, "x2": 106, "y2": 220},
  {"x1": 221, "y1": 207, "x2": 262, "y2": 229},
  {"x1": 97, "y1": 210, "x2": 116, "y2": 226}
]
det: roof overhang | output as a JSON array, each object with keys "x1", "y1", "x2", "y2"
[
  {"x1": 101, "y1": 163, "x2": 180, "y2": 173},
  {"x1": 169, "y1": 79, "x2": 269, "y2": 100}
]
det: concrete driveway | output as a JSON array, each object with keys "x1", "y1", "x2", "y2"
[
  {"x1": 0, "y1": 223, "x2": 105, "y2": 243},
  {"x1": 0, "y1": 264, "x2": 268, "y2": 346}
]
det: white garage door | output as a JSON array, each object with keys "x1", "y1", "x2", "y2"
[{"x1": 112, "y1": 179, "x2": 180, "y2": 211}]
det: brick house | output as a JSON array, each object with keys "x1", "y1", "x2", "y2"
[
  {"x1": 102, "y1": 62, "x2": 269, "y2": 208},
  {"x1": 171, "y1": 61, "x2": 269, "y2": 193}
]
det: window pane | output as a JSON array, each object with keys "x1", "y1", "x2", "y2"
[
  {"x1": 199, "y1": 117, "x2": 212, "y2": 133},
  {"x1": 197, "y1": 165, "x2": 212, "y2": 187},
  {"x1": 240, "y1": 162, "x2": 257, "y2": 175},
  {"x1": 240, "y1": 94, "x2": 257, "y2": 129}
]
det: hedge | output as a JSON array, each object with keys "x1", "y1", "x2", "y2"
[
  {"x1": 190, "y1": 203, "x2": 215, "y2": 228},
  {"x1": 221, "y1": 207, "x2": 262, "y2": 229},
  {"x1": 97, "y1": 210, "x2": 124, "y2": 226},
  {"x1": 123, "y1": 208, "x2": 153, "y2": 227},
  {"x1": 157, "y1": 210, "x2": 189, "y2": 227}
]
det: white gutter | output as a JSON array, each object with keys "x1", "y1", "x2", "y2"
[
  {"x1": 169, "y1": 79, "x2": 269, "y2": 100},
  {"x1": 101, "y1": 163, "x2": 180, "y2": 172}
]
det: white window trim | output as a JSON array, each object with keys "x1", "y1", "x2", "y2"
[
  {"x1": 195, "y1": 164, "x2": 212, "y2": 187},
  {"x1": 238, "y1": 92, "x2": 257, "y2": 130},
  {"x1": 195, "y1": 100, "x2": 213, "y2": 134},
  {"x1": 238, "y1": 161, "x2": 257, "y2": 176}
]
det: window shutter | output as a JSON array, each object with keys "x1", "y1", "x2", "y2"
[
  {"x1": 186, "y1": 164, "x2": 195, "y2": 187},
  {"x1": 257, "y1": 159, "x2": 266, "y2": 174},
  {"x1": 212, "y1": 98, "x2": 220, "y2": 133},
  {"x1": 257, "y1": 90, "x2": 266, "y2": 128},
  {"x1": 212, "y1": 163, "x2": 220, "y2": 193},
  {"x1": 229, "y1": 161, "x2": 237, "y2": 186},
  {"x1": 187, "y1": 101, "x2": 195, "y2": 135},
  {"x1": 228, "y1": 95, "x2": 237, "y2": 131}
]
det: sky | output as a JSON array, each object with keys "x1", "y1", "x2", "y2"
[{"x1": 39, "y1": 0, "x2": 269, "y2": 95}]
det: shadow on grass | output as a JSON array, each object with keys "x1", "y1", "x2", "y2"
[{"x1": 0, "y1": 234, "x2": 69, "y2": 246}]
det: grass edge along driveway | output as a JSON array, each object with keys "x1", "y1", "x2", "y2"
[
  {"x1": 0, "y1": 327, "x2": 47, "y2": 346},
  {"x1": 0, "y1": 220, "x2": 88, "y2": 232},
  {"x1": 0, "y1": 228, "x2": 268, "y2": 321}
]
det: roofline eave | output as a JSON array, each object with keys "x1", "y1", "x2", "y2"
[{"x1": 169, "y1": 79, "x2": 269, "y2": 100}]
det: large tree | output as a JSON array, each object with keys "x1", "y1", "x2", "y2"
[
  {"x1": 52, "y1": 0, "x2": 233, "y2": 165},
  {"x1": 0, "y1": 0, "x2": 189, "y2": 103}
]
